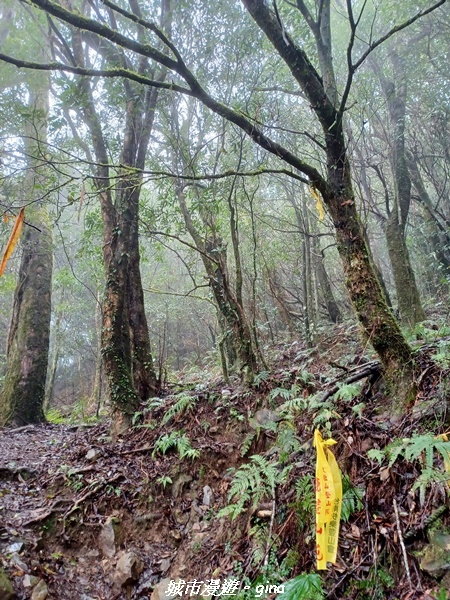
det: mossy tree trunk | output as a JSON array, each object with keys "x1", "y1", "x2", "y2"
[
  {"x1": 240, "y1": 0, "x2": 415, "y2": 405},
  {"x1": 0, "y1": 80, "x2": 53, "y2": 426},
  {"x1": 65, "y1": 4, "x2": 170, "y2": 420},
  {"x1": 375, "y1": 54, "x2": 425, "y2": 327},
  {"x1": 176, "y1": 183, "x2": 258, "y2": 383}
]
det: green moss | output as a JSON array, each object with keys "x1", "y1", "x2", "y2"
[{"x1": 0, "y1": 567, "x2": 14, "y2": 595}]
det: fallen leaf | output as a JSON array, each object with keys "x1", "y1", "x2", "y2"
[{"x1": 379, "y1": 466, "x2": 390, "y2": 482}]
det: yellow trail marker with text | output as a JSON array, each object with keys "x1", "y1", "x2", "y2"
[{"x1": 314, "y1": 429, "x2": 342, "y2": 570}]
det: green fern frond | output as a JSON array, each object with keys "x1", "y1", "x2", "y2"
[
  {"x1": 279, "y1": 396, "x2": 306, "y2": 416},
  {"x1": 224, "y1": 455, "x2": 282, "y2": 519},
  {"x1": 254, "y1": 370, "x2": 270, "y2": 388},
  {"x1": 341, "y1": 476, "x2": 364, "y2": 522},
  {"x1": 276, "y1": 425, "x2": 301, "y2": 462},
  {"x1": 241, "y1": 431, "x2": 256, "y2": 457},
  {"x1": 152, "y1": 430, "x2": 199, "y2": 461},
  {"x1": 162, "y1": 393, "x2": 197, "y2": 424},
  {"x1": 368, "y1": 434, "x2": 450, "y2": 504},
  {"x1": 269, "y1": 387, "x2": 293, "y2": 401},
  {"x1": 334, "y1": 382, "x2": 361, "y2": 402},
  {"x1": 295, "y1": 474, "x2": 315, "y2": 522}
]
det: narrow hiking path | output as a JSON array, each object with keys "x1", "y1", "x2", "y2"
[
  {"x1": 0, "y1": 402, "x2": 245, "y2": 600},
  {"x1": 0, "y1": 423, "x2": 124, "y2": 599},
  {"x1": 0, "y1": 333, "x2": 449, "y2": 600}
]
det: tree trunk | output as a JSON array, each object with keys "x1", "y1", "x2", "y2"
[
  {"x1": 312, "y1": 236, "x2": 341, "y2": 324},
  {"x1": 177, "y1": 184, "x2": 258, "y2": 383},
  {"x1": 265, "y1": 269, "x2": 296, "y2": 336},
  {"x1": 126, "y1": 181, "x2": 158, "y2": 399},
  {"x1": 325, "y1": 145, "x2": 413, "y2": 381},
  {"x1": 376, "y1": 55, "x2": 425, "y2": 326},
  {"x1": 44, "y1": 312, "x2": 62, "y2": 413},
  {"x1": 67, "y1": 7, "x2": 166, "y2": 419},
  {"x1": 0, "y1": 77, "x2": 53, "y2": 426},
  {"x1": 90, "y1": 292, "x2": 103, "y2": 414},
  {"x1": 407, "y1": 151, "x2": 450, "y2": 277},
  {"x1": 101, "y1": 190, "x2": 140, "y2": 418},
  {"x1": 243, "y1": 0, "x2": 415, "y2": 405},
  {"x1": 385, "y1": 213, "x2": 425, "y2": 327},
  {"x1": 0, "y1": 210, "x2": 53, "y2": 425}
]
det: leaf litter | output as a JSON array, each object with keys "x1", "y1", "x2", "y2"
[{"x1": 0, "y1": 327, "x2": 449, "y2": 599}]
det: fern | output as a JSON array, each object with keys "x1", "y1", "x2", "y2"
[
  {"x1": 145, "y1": 398, "x2": 164, "y2": 410},
  {"x1": 307, "y1": 394, "x2": 339, "y2": 431},
  {"x1": 295, "y1": 474, "x2": 315, "y2": 525},
  {"x1": 153, "y1": 431, "x2": 178, "y2": 456},
  {"x1": 157, "y1": 475, "x2": 172, "y2": 489},
  {"x1": 275, "y1": 424, "x2": 301, "y2": 463},
  {"x1": 334, "y1": 382, "x2": 361, "y2": 402},
  {"x1": 249, "y1": 522, "x2": 268, "y2": 567},
  {"x1": 176, "y1": 433, "x2": 200, "y2": 460},
  {"x1": 162, "y1": 393, "x2": 197, "y2": 424},
  {"x1": 152, "y1": 431, "x2": 199, "y2": 460},
  {"x1": 297, "y1": 370, "x2": 315, "y2": 385},
  {"x1": 241, "y1": 431, "x2": 256, "y2": 457},
  {"x1": 367, "y1": 434, "x2": 450, "y2": 504},
  {"x1": 278, "y1": 395, "x2": 307, "y2": 416},
  {"x1": 253, "y1": 370, "x2": 270, "y2": 388},
  {"x1": 368, "y1": 434, "x2": 450, "y2": 470},
  {"x1": 341, "y1": 476, "x2": 364, "y2": 522},
  {"x1": 269, "y1": 387, "x2": 293, "y2": 402},
  {"x1": 218, "y1": 455, "x2": 285, "y2": 520}
]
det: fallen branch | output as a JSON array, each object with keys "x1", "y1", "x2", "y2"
[
  {"x1": 1, "y1": 425, "x2": 36, "y2": 434},
  {"x1": 63, "y1": 472, "x2": 124, "y2": 519},
  {"x1": 393, "y1": 498, "x2": 413, "y2": 592},
  {"x1": 321, "y1": 361, "x2": 381, "y2": 402}
]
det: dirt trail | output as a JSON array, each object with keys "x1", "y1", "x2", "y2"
[
  {"x1": 0, "y1": 414, "x2": 243, "y2": 600},
  {"x1": 0, "y1": 424, "x2": 117, "y2": 599}
]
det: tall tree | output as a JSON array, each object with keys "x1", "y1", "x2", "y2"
[
  {"x1": 371, "y1": 53, "x2": 425, "y2": 326},
  {"x1": 0, "y1": 71, "x2": 53, "y2": 425},
  {"x1": 43, "y1": 0, "x2": 172, "y2": 423}
]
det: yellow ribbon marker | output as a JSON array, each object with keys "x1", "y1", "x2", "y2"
[
  {"x1": 0, "y1": 207, "x2": 25, "y2": 277},
  {"x1": 310, "y1": 185, "x2": 325, "y2": 222},
  {"x1": 313, "y1": 429, "x2": 342, "y2": 570}
]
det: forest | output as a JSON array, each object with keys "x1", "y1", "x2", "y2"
[{"x1": 0, "y1": 0, "x2": 449, "y2": 598}]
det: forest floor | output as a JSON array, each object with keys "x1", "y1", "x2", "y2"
[{"x1": 1, "y1": 321, "x2": 450, "y2": 600}]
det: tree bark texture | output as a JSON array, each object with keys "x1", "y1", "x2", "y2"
[
  {"x1": 312, "y1": 237, "x2": 341, "y2": 324},
  {"x1": 0, "y1": 74, "x2": 53, "y2": 426},
  {"x1": 407, "y1": 152, "x2": 450, "y2": 277},
  {"x1": 68, "y1": 13, "x2": 164, "y2": 416}
]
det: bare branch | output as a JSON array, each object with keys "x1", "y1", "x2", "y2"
[
  {"x1": 6, "y1": 0, "x2": 330, "y2": 193},
  {"x1": 0, "y1": 53, "x2": 193, "y2": 96},
  {"x1": 353, "y1": 0, "x2": 446, "y2": 72}
]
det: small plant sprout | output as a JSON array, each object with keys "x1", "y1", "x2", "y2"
[{"x1": 157, "y1": 475, "x2": 173, "y2": 489}]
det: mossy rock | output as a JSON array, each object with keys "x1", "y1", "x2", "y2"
[{"x1": 0, "y1": 566, "x2": 16, "y2": 600}]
